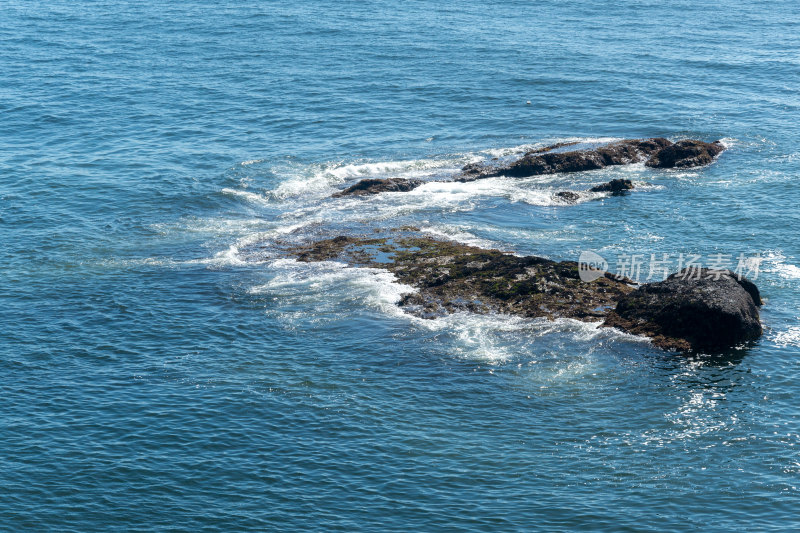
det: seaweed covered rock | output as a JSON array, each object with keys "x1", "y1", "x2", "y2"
[
  {"x1": 287, "y1": 234, "x2": 633, "y2": 320},
  {"x1": 332, "y1": 178, "x2": 423, "y2": 198},
  {"x1": 589, "y1": 179, "x2": 634, "y2": 194},
  {"x1": 645, "y1": 140, "x2": 725, "y2": 169},
  {"x1": 603, "y1": 268, "x2": 762, "y2": 351},
  {"x1": 283, "y1": 234, "x2": 762, "y2": 353}
]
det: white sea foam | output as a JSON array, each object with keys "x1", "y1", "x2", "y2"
[
  {"x1": 150, "y1": 216, "x2": 275, "y2": 237},
  {"x1": 403, "y1": 177, "x2": 600, "y2": 208},
  {"x1": 220, "y1": 187, "x2": 269, "y2": 204},
  {"x1": 324, "y1": 158, "x2": 456, "y2": 180},
  {"x1": 259, "y1": 138, "x2": 636, "y2": 203},
  {"x1": 762, "y1": 251, "x2": 800, "y2": 280},
  {"x1": 716, "y1": 137, "x2": 736, "y2": 150},
  {"x1": 418, "y1": 225, "x2": 502, "y2": 250},
  {"x1": 236, "y1": 138, "x2": 665, "y2": 217},
  {"x1": 245, "y1": 259, "x2": 650, "y2": 362},
  {"x1": 480, "y1": 137, "x2": 621, "y2": 160},
  {"x1": 248, "y1": 259, "x2": 417, "y2": 320},
  {"x1": 773, "y1": 326, "x2": 800, "y2": 347},
  {"x1": 266, "y1": 157, "x2": 464, "y2": 200},
  {"x1": 187, "y1": 244, "x2": 250, "y2": 267},
  {"x1": 422, "y1": 314, "x2": 649, "y2": 364}
]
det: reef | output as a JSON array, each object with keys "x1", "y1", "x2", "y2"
[
  {"x1": 331, "y1": 137, "x2": 725, "y2": 198},
  {"x1": 456, "y1": 137, "x2": 724, "y2": 181},
  {"x1": 283, "y1": 233, "x2": 761, "y2": 352}
]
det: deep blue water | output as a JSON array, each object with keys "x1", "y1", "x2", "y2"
[{"x1": 3, "y1": 1, "x2": 800, "y2": 530}]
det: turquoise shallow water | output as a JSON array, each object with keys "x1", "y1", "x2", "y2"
[{"x1": 2, "y1": 1, "x2": 800, "y2": 530}]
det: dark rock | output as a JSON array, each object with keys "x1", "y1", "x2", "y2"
[
  {"x1": 458, "y1": 161, "x2": 499, "y2": 181},
  {"x1": 284, "y1": 234, "x2": 764, "y2": 353},
  {"x1": 603, "y1": 268, "x2": 762, "y2": 351},
  {"x1": 645, "y1": 140, "x2": 725, "y2": 169},
  {"x1": 458, "y1": 162, "x2": 495, "y2": 180},
  {"x1": 496, "y1": 138, "x2": 673, "y2": 179},
  {"x1": 555, "y1": 191, "x2": 581, "y2": 202},
  {"x1": 332, "y1": 178, "x2": 423, "y2": 198},
  {"x1": 589, "y1": 178, "x2": 634, "y2": 194},
  {"x1": 523, "y1": 141, "x2": 581, "y2": 155},
  {"x1": 346, "y1": 138, "x2": 725, "y2": 190},
  {"x1": 287, "y1": 233, "x2": 633, "y2": 321},
  {"x1": 460, "y1": 162, "x2": 486, "y2": 175}
]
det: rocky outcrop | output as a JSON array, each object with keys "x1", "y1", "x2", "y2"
[
  {"x1": 332, "y1": 138, "x2": 725, "y2": 198},
  {"x1": 287, "y1": 233, "x2": 633, "y2": 320},
  {"x1": 645, "y1": 140, "x2": 725, "y2": 169},
  {"x1": 283, "y1": 233, "x2": 762, "y2": 352},
  {"x1": 332, "y1": 178, "x2": 423, "y2": 198},
  {"x1": 603, "y1": 268, "x2": 762, "y2": 351},
  {"x1": 453, "y1": 138, "x2": 725, "y2": 182},
  {"x1": 589, "y1": 179, "x2": 634, "y2": 194},
  {"x1": 502, "y1": 138, "x2": 672, "y2": 179},
  {"x1": 456, "y1": 138, "x2": 674, "y2": 182}
]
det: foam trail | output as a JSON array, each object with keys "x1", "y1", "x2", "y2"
[
  {"x1": 246, "y1": 260, "x2": 651, "y2": 362},
  {"x1": 763, "y1": 251, "x2": 800, "y2": 280},
  {"x1": 773, "y1": 326, "x2": 800, "y2": 347}
]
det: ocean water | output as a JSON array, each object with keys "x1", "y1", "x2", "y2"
[{"x1": 2, "y1": 0, "x2": 800, "y2": 530}]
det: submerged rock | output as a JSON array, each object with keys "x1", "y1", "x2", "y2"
[
  {"x1": 523, "y1": 141, "x2": 581, "y2": 155},
  {"x1": 555, "y1": 191, "x2": 581, "y2": 202},
  {"x1": 332, "y1": 178, "x2": 423, "y2": 198},
  {"x1": 645, "y1": 140, "x2": 725, "y2": 169},
  {"x1": 603, "y1": 268, "x2": 762, "y2": 351},
  {"x1": 284, "y1": 234, "x2": 762, "y2": 353},
  {"x1": 589, "y1": 178, "x2": 634, "y2": 194}
]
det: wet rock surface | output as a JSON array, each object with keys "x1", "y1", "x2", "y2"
[
  {"x1": 645, "y1": 139, "x2": 725, "y2": 169},
  {"x1": 456, "y1": 138, "x2": 675, "y2": 181},
  {"x1": 332, "y1": 177, "x2": 423, "y2": 198},
  {"x1": 554, "y1": 191, "x2": 581, "y2": 202},
  {"x1": 287, "y1": 233, "x2": 633, "y2": 320},
  {"x1": 332, "y1": 138, "x2": 724, "y2": 198},
  {"x1": 604, "y1": 268, "x2": 762, "y2": 351},
  {"x1": 501, "y1": 138, "x2": 672, "y2": 179},
  {"x1": 284, "y1": 234, "x2": 762, "y2": 353},
  {"x1": 589, "y1": 178, "x2": 634, "y2": 194}
]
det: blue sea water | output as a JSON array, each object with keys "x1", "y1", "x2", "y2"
[{"x1": 2, "y1": 0, "x2": 800, "y2": 530}]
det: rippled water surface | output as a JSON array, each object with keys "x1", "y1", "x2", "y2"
[{"x1": 3, "y1": 1, "x2": 800, "y2": 530}]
